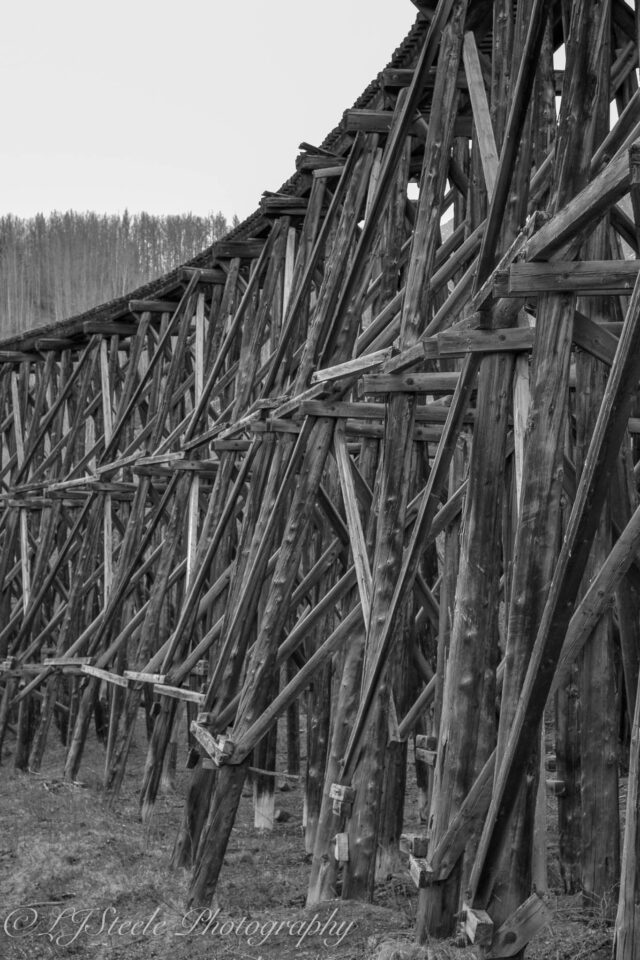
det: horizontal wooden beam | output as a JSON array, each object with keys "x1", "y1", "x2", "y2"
[
  {"x1": 81, "y1": 664, "x2": 129, "y2": 688},
  {"x1": 123, "y1": 669, "x2": 166, "y2": 684},
  {"x1": 128, "y1": 299, "x2": 178, "y2": 313},
  {"x1": 362, "y1": 372, "x2": 461, "y2": 393},
  {"x1": 0, "y1": 350, "x2": 43, "y2": 362},
  {"x1": 433, "y1": 327, "x2": 534, "y2": 357},
  {"x1": 310, "y1": 348, "x2": 392, "y2": 384},
  {"x1": 343, "y1": 108, "x2": 472, "y2": 140},
  {"x1": 34, "y1": 337, "x2": 78, "y2": 351},
  {"x1": 259, "y1": 195, "x2": 308, "y2": 217},
  {"x1": 495, "y1": 260, "x2": 640, "y2": 296},
  {"x1": 81, "y1": 320, "x2": 138, "y2": 336},
  {"x1": 380, "y1": 66, "x2": 469, "y2": 90},
  {"x1": 213, "y1": 240, "x2": 265, "y2": 259},
  {"x1": 298, "y1": 399, "x2": 473, "y2": 424},
  {"x1": 398, "y1": 64, "x2": 559, "y2": 96},
  {"x1": 153, "y1": 683, "x2": 205, "y2": 705},
  {"x1": 296, "y1": 153, "x2": 346, "y2": 173},
  {"x1": 180, "y1": 266, "x2": 227, "y2": 284}
]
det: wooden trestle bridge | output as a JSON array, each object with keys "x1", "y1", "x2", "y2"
[{"x1": 4, "y1": 0, "x2": 640, "y2": 955}]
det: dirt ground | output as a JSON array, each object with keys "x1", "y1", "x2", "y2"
[{"x1": 0, "y1": 712, "x2": 614, "y2": 960}]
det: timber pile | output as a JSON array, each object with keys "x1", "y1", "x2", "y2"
[{"x1": 3, "y1": 0, "x2": 640, "y2": 955}]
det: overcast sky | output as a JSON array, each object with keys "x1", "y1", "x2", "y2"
[{"x1": 0, "y1": 1, "x2": 417, "y2": 223}]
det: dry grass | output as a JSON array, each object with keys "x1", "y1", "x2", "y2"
[{"x1": 0, "y1": 713, "x2": 617, "y2": 960}]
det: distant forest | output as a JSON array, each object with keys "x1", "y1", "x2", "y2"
[{"x1": 0, "y1": 210, "x2": 236, "y2": 337}]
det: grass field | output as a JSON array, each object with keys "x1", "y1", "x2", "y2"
[{"x1": 0, "y1": 711, "x2": 615, "y2": 960}]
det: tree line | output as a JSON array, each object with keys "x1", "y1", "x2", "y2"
[{"x1": 0, "y1": 210, "x2": 236, "y2": 337}]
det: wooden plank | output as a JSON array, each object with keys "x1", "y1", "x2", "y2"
[
  {"x1": 463, "y1": 903, "x2": 494, "y2": 946},
  {"x1": 211, "y1": 439, "x2": 250, "y2": 451},
  {"x1": 187, "y1": 293, "x2": 205, "y2": 587},
  {"x1": 190, "y1": 721, "x2": 235, "y2": 765},
  {"x1": 616, "y1": 652, "x2": 640, "y2": 959},
  {"x1": 329, "y1": 783, "x2": 355, "y2": 803},
  {"x1": 334, "y1": 426, "x2": 372, "y2": 626},
  {"x1": 334, "y1": 833, "x2": 350, "y2": 862},
  {"x1": 95, "y1": 452, "x2": 141, "y2": 476},
  {"x1": 11, "y1": 370, "x2": 30, "y2": 615},
  {"x1": 123, "y1": 670, "x2": 166, "y2": 684},
  {"x1": 495, "y1": 260, "x2": 640, "y2": 296},
  {"x1": 402, "y1": 833, "x2": 430, "y2": 857},
  {"x1": 128, "y1": 299, "x2": 177, "y2": 313},
  {"x1": 629, "y1": 142, "x2": 640, "y2": 252},
  {"x1": 342, "y1": 108, "x2": 472, "y2": 139},
  {"x1": 435, "y1": 328, "x2": 533, "y2": 356},
  {"x1": 153, "y1": 683, "x2": 204, "y2": 705},
  {"x1": 573, "y1": 309, "x2": 619, "y2": 366},
  {"x1": 181, "y1": 266, "x2": 226, "y2": 284},
  {"x1": 427, "y1": 749, "x2": 496, "y2": 882},
  {"x1": 485, "y1": 894, "x2": 552, "y2": 958},
  {"x1": 526, "y1": 145, "x2": 634, "y2": 261},
  {"x1": 311, "y1": 164, "x2": 346, "y2": 178},
  {"x1": 250, "y1": 419, "x2": 301, "y2": 435},
  {"x1": 295, "y1": 152, "x2": 346, "y2": 173},
  {"x1": 409, "y1": 855, "x2": 433, "y2": 888},
  {"x1": 282, "y1": 226, "x2": 296, "y2": 320},
  {"x1": 0, "y1": 350, "x2": 41, "y2": 362},
  {"x1": 100, "y1": 339, "x2": 113, "y2": 606},
  {"x1": 43, "y1": 657, "x2": 93, "y2": 668},
  {"x1": 260, "y1": 195, "x2": 308, "y2": 217},
  {"x1": 310, "y1": 348, "x2": 392, "y2": 384},
  {"x1": 136, "y1": 452, "x2": 185, "y2": 466},
  {"x1": 34, "y1": 337, "x2": 78, "y2": 351},
  {"x1": 299, "y1": 399, "x2": 473, "y2": 424},
  {"x1": 213, "y1": 240, "x2": 265, "y2": 259},
  {"x1": 462, "y1": 32, "x2": 499, "y2": 200},
  {"x1": 380, "y1": 66, "x2": 468, "y2": 90},
  {"x1": 82, "y1": 321, "x2": 137, "y2": 336},
  {"x1": 475, "y1": 0, "x2": 552, "y2": 284},
  {"x1": 363, "y1": 373, "x2": 460, "y2": 393},
  {"x1": 81, "y1": 664, "x2": 129, "y2": 688}
]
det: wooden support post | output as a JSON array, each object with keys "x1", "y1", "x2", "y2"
[
  {"x1": 475, "y1": 0, "x2": 552, "y2": 284},
  {"x1": 303, "y1": 653, "x2": 330, "y2": 853},
  {"x1": 252, "y1": 668, "x2": 277, "y2": 831},
  {"x1": 615, "y1": 655, "x2": 640, "y2": 958},
  {"x1": 10, "y1": 371, "x2": 29, "y2": 614},
  {"x1": 462, "y1": 32, "x2": 499, "y2": 201},
  {"x1": 469, "y1": 2, "x2": 613, "y2": 938},
  {"x1": 575, "y1": 35, "x2": 621, "y2": 897},
  {"x1": 186, "y1": 293, "x2": 205, "y2": 586},
  {"x1": 342, "y1": 0, "x2": 469, "y2": 907},
  {"x1": 613, "y1": 448, "x2": 640, "y2": 725},
  {"x1": 376, "y1": 620, "x2": 412, "y2": 880},
  {"x1": 333, "y1": 423, "x2": 372, "y2": 625},
  {"x1": 471, "y1": 179, "x2": 640, "y2": 929},
  {"x1": 307, "y1": 619, "x2": 365, "y2": 904},
  {"x1": 419, "y1": 350, "x2": 511, "y2": 938}
]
